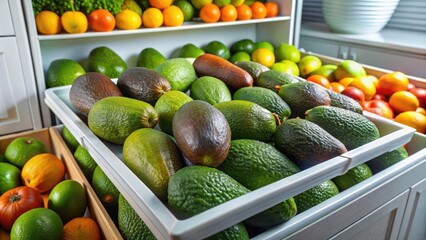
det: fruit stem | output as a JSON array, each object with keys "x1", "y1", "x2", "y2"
[
  {"x1": 274, "y1": 85, "x2": 281, "y2": 92},
  {"x1": 10, "y1": 194, "x2": 21, "y2": 202},
  {"x1": 273, "y1": 113, "x2": 282, "y2": 126}
]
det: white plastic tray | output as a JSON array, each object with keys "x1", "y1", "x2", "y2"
[{"x1": 44, "y1": 86, "x2": 415, "y2": 240}]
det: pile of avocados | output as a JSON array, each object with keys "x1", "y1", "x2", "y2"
[{"x1": 66, "y1": 46, "x2": 408, "y2": 239}]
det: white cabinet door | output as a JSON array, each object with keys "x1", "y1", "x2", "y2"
[
  {"x1": 0, "y1": 37, "x2": 34, "y2": 135},
  {"x1": 0, "y1": 0, "x2": 14, "y2": 36}
]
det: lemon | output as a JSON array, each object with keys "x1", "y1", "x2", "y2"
[
  {"x1": 115, "y1": 9, "x2": 142, "y2": 30},
  {"x1": 251, "y1": 48, "x2": 275, "y2": 67},
  {"x1": 298, "y1": 55, "x2": 322, "y2": 77}
]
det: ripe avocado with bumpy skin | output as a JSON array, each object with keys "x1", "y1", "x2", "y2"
[
  {"x1": 293, "y1": 180, "x2": 339, "y2": 213},
  {"x1": 326, "y1": 89, "x2": 363, "y2": 114},
  {"x1": 256, "y1": 70, "x2": 301, "y2": 92},
  {"x1": 367, "y1": 146, "x2": 408, "y2": 174},
  {"x1": 88, "y1": 46, "x2": 128, "y2": 78},
  {"x1": 234, "y1": 61, "x2": 269, "y2": 81}
]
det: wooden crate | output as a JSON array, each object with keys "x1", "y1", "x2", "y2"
[{"x1": 0, "y1": 127, "x2": 123, "y2": 240}]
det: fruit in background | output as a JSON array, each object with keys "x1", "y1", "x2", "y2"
[
  {"x1": 73, "y1": 145, "x2": 98, "y2": 182},
  {"x1": 61, "y1": 126, "x2": 80, "y2": 152},
  {"x1": 115, "y1": 9, "x2": 142, "y2": 30},
  {"x1": 190, "y1": 76, "x2": 232, "y2": 105},
  {"x1": 137, "y1": 47, "x2": 166, "y2": 69},
  {"x1": 298, "y1": 55, "x2": 322, "y2": 77},
  {"x1": 92, "y1": 166, "x2": 120, "y2": 208},
  {"x1": 270, "y1": 62, "x2": 293, "y2": 75},
  {"x1": 88, "y1": 9, "x2": 116, "y2": 32},
  {"x1": 178, "y1": 43, "x2": 205, "y2": 58},
  {"x1": 309, "y1": 64, "x2": 337, "y2": 82},
  {"x1": 174, "y1": 0, "x2": 195, "y2": 21},
  {"x1": 250, "y1": 1, "x2": 267, "y2": 19},
  {"x1": 173, "y1": 101, "x2": 231, "y2": 167},
  {"x1": 155, "y1": 58, "x2": 197, "y2": 92},
  {"x1": 0, "y1": 186, "x2": 44, "y2": 231},
  {"x1": 10, "y1": 208, "x2": 63, "y2": 240},
  {"x1": 294, "y1": 180, "x2": 339, "y2": 213},
  {"x1": 61, "y1": 10, "x2": 88, "y2": 34},
  {"x1": 416, "y1": 107, "x2": 426, "y2": 115},
  {"x1": 35, "y1": 10, "x2": 62, "y2": 35},
  {"x1": 334, "y1": 60, "x2": 366, "y2": 81},
  {"x1": 254, "y1": 41, "x2": 274, "y2": 52},
  {"x1": 163, "y1": 5, "x2": 185, "y2": 26},
  {"x1": 348, "y1": 75, "x2": 376, "y2": 100},
  {"x1": 122, "y1": 0, "x2": 143, "y2": 15},
  {"x1": 62, "y1": 217, "x2": 101, "y2": 240},
  {"x1": 265, "y1": 1, "x2": 279, "y2": 17},
  {"x1": 388, "y1": 91, "x2": 419, "y2": 113},
  {"x1": 230, "y1": 39, "x2": 255, "y2": 55},
  {"x1": 231, "y1": 0, "x2": 245, "y2": 7},
  {"x1": 155, "y1": 90, "x2": 193, "y2": 135},
  {"x1": 367, "y1": 75, "x2": 379, "y2": 86},
  {"x1": 409, "y1": 87, "x2": 426, "y2": 108},
  {"x1": 88, "y1": 96, "x2": 159, "y2": 144},
  {"x1": 306, "y1": 74, "x2": 331, "y2": 89},
  {"x1": 88, "y1": 46, "x2": 128, "y2": 78},
  {"x1": 69, "y1": 72, "x2": 123, "y2": 117},
  {"x1": 394, "y1": 111, "x2": 426, "y2": 133},
  {"x1": 203, "y1": 40, "x2": 231, "y2": 59},
  {"x1": 149, "y1": 0, "x2": 173, "y2": 9},
  {"x1": 199, "y1": 3, "x2": 221, "y2": 23},
  {"x1": 142, "y1": 8, "x2": 164, "y2": 27},
  {"x1": 330, "y1": 82, "x2": 345, "y2": 93},
  {"x1": 192, "y1": 0, "x2": 213, "y2": 9},
  {"x1": 4, "y1": 137, "x2": 49, "y2": 168},
  {"x1": 332, "y1": 164, "x2": 373, "y2": 191},
  {"x1": 376, "y1": 71, "x2": 408, "y2": 96},
  {"x1": 274, "y1": 43, "x2": 301, "y2": 63},
  {"x1": 213, "y1": 0, "x2": 231, "y2": 7},
  {"x1": 256, "y1": 70, "x2": 300, "y2": 91},
  {"x1": 367, "y1": 146, "x2": 408, "y2": 174},
  {"x1": 407, "y1": 82, "x2": 416, "y2": 91},
  {"x1": 251, "y1": 48, "x2": 275, "y2": 67},
  {"x1": 338, "y1": 77, "x2": 354, "y2": 87},
  {"x1": 46, "y1": 59, "x2": 86, "y2": 88},
  {"x1": 327, "y1": 90, "x2": 363, "y2": 114},
  {"x1": 0, "y1": 162, "x2": 21, "y2": 195},
  {"x1": 117, "y1": 67, "x2": 171, "y2": 105},
  {"x1": 229, "y1": 51, "x2": 251, "y2": 63},
  {"x1": 220, "y1": 4, "x2": 238, "y2": 21},
  {"x1": 371, "y1": 93, "x2": 388, "y2": 102},
  {"x1": 236, "y1": 4, "x2": 253, "y2": 20},
  {"x1": 235, "y1": 61, "x2": 269, "y2": 81},
  {"x1": 363, "y1": 99, "x2": 394, "y2": 119}
]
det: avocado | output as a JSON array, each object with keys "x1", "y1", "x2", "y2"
[
  {"x1": 88, "y1": 96, "x2": 158, "y2": 144},
  {"x1": 69, "y1": 72, "x2": 123, "y2": 117},
  {"x1": 256, "y1": 70, "x2": 301, "y2": 91},
  {"x1": 203, "y1": 40, "x2": 231, "y2": 60},
  {"x1": 233, "y1": 86, "x2": 291, "y2": 121},
  {"x1": 234, "y1": 61, "x2": 269, "y2": 81},
  {"x1": 305, "y1": 106, "x2": 380, "y2": 150},
  {"x1": 332, "y1": 163, "x2": 373, "y2": 191},
  {"x1": 293, "y1": 180, "x2": 339, "y2": 213},
  {"x1": 178, "y1": 43, "x2": 205, "y2": 58},
  {"x1": 367, "y1": 146, "x2": 408, "y2": 174},
  {"x1": 274, "y1": 118, "x2": 347, "y2": 170},
  {"x1": 326, "y1": 89, "x2": 363, "y2": 114},
  {"x1": 168, "y1": 166, "x2": 250, "y2": 239},
  {"x1": 73, "y1": 145, "x2": 97, "y2": 182},
  {"x1": 214, "y1": 100, "x2": 277, "y2": 142},
  {"x1": 173, "y1": 100, "x2": 231, "y2": 167},
  {"x1": 136, "y1": 47, "x2": 166, "y2": 69},
  {"x1": 46, "y1": 59, "x2": 86, "y2": 88},
  {"x1": 123, "y1": 128, "x2": 184, "y2": 200},
  {"x1": 117, "y1": 67, "x2": 171, "y2": 105},
  {"x1": 218, "y1": 139, "x2": 299, "y2": 228},
  {"x1": 278, "y1": 81, "x2": 331, "y2": 118},
  {"x1": 88, "y1": 46, "x2": 128, "y2": 78},
  {"x1": 190, "y1": 76, "x2": 232, "y2": 105},
  {"x1": 92, "y1": 165, "x2": 120, "y2": 208}
]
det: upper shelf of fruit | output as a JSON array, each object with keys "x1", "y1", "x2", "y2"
[{"x1": 32, "y1": 0, "x2": 290, "y2": 40}]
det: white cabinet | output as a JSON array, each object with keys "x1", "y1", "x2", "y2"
[{"x1": 0, "y1": 0, "x2": 42, "y2": 135}]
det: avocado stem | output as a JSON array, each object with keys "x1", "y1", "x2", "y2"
[{"x1": 273, "y1": 113, "x2": 281, "y2": 126}]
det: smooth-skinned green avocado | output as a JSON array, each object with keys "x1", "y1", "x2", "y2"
[
  {"x1": 190, "y1": 76, "x2": 232, "y2": 105},
  {"x1": 88, "y1": 46, "x2": 128, "y2": 78},
  {"x1": 155, "y1": 58, "x2": 197, "y2": 92},
  {"x1": 203, "y1": 40, "x2": 231, "y2": 60},
  {"x1": 46, "y1": 59, "x2": 86, "y2": 88},
  {"x1": 136, "y1": 47, "x2": 166, "y2": 69}
]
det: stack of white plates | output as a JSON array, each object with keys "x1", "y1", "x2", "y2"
[{"x1": 322, "y1": 0, "x2": 400, "y2": 34}]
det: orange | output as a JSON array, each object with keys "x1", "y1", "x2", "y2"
[
  {"x1": 330, "y1": 82, "x2": 345, "y2": 93},
  {"x1": 416, "y1": 107, "x2": 426, "y2": 116},
  {"x1": 142, "y1": 8, "x2": 164, "y2": 28},
  {"x1": 115, "y1": 10, "x2": 142, "y2": 30},
  {"x1": 250, "y1": 1, "x2": 267, "y2": 19},
  {"x1": 220, "y1": 4, "x2": 238, "y2": 21},
  {"x1": 339, "y1": 77, "x2": 354, "y2": 87},
  {"x1": 200, "y1": 3, "x2": 221, "y2": 23},
  {"x1": 394, "y1": 111, "x2": 426, "y2": 134},
  {"x1": 264, "y1": 1, "x2": 279, "y2": 17},
  {"x1": 307, "y1": 75, "x2": 331, "y2": 90},
  {"x1": 62, "y1": 217, "x2": 101, "y2": 240},
  {"x1": 61, "y1": 11, "x2": 88, "y2": 34},
  {"x1": 367, "y1": 75, "x2": 379, "y2": 86},
  {"x1": 349, "y1": 75, "x2": 376, "y2": 100},
  {"x1": 149, "y1": 0, "x2": 173, "y2": 9},
  {"x1": 389, "y1": 91, "x2": 420, "y2": 113},
  {"x1": 163, "y1": 5, "x2": 185, "y2": 26},
  {"x1": 35, "y1": 10, "x2": 62, "y2": 35},
  {"x1": 251, "y1": 48, "x2": 275, "y2": 67},
  {"x1": 236, "y1": 4, "x2": 252, "y2": 20},
  {"x1": 376, "y1": 71, "x2": 409, "y2": 96}
]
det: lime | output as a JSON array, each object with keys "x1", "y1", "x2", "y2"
[
  {"x1": 229, "y1": 51, "x2": 251, "y2": 63},
  {"x1": 48, "y1": 179, "x2": 88, "y2": 224},
  {"x1": 213, "y1": 0, "x2": 231, "y2": 7},
  {"x1": 231, "y1": 0, "x2": 245, "y2": 6},
  {"x1": 230, "y1": 39, "x2": 255, "y2": 55},
  {"x1": 243, "y1": 0, "x2": 256, "y2": 5},
  {"x1": 5, "y1": 137, "x2": 49, "y2": 168},
  {"x1": 334, "y1": 60, "x2": 367, "y2": 81},
  {"x1": 73, "y1": 145, "x2": 98, "y2": 182},
  {"x1": 270, "y1": 60, "x2": 299, "y2": 76},
  {"x1": 203, "y1": 40, "x2": 231, "y2": 60},
  {"x1": 61, "y1": 126, "x2": 79, "y2": 152},
  {"x1": 309, "y1": 64, "x2": 337, "y2": 82},
  {"x1": 154, "y1": 58, "x2": 197, "y2": 92},
  {"x1": 191, "y1": 0, "x2": 212, "y2": 9},
  {"x1": 298, "y1": 55, "x2": 322, "y2": 77},
  {"x1": 175, "y1": 0, "x2": 195, "y2": 21},
  {"x1": 0, "y1": 162, "x2": 21, "y2": 194},
  {"x1": 92, "y1": 166, "x2": 120, "y2": 208},
  {"x1": 178, "y1": 43, "x2": 205, "y2": 58},
  {"x1": 10, "y1": 208, "x2": 63, "y2": 240},
  {"x1": 46, "y1": 59, "x2": 86, "y2": 88},
  {"x1": 254, "y1": 41, "x2": 274, "y2": 52},
  {"x1": 332, "y1": 163, "x2": 373, "y2": 191},
  {"x1": 251, "y1": 48, "x2": 275, "y2": 67},
  {"x1": 274, "y1": 43, "x2": 301, "y2": 63}
]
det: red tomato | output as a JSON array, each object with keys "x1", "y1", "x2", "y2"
[
  {"x1": 306, "y1": 75, "x2": 331, "y2": 89},
  {"x1": 341, "y1": 86, "x2": 366, "y2": 106},
  {"x1": 371, "y1": 93, "x2": 388, "y2": 102},
  {"x1": 363, "y1": 99, "x2": 394, "y2": 119},
  {"x1": 0, "y1": 186, "x2": 44, "y2": 231},
  {"x1": 88, "y1": 9, "x2": 116, "y2": 32},
  {"x1": 409, "y1": 88, "x2": 426, "y2": 108}
]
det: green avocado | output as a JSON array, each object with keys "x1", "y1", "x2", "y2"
[{"x1": 88, "y1": 46, "x2": 128, "y2": 78}]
